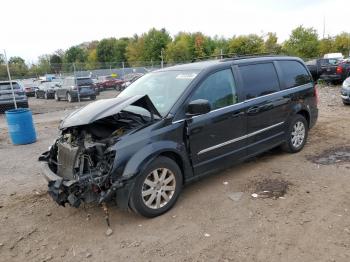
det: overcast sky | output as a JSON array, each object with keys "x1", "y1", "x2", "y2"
[{"x1": 1, "y1": 0, "x2": 349, "y2": 63}]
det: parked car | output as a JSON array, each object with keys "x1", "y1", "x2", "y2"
[
  {"x1": 305, "y1": 58, "x2": 341, "y2": 81},
  {"x1": 23, "y1": 84, "x2": 37, "y2": 97},
  {"x1": 341, "y1": 77, "x2": 350, "y2": 105},
  {"x1": 324, "y1": 53, "x2": 344, "y2": 59},
  {"x1": 39, "y1": 56, "x2": 318, "y2": 217},
  {"x1": 0, "y1": 81, "x2": 28, "y2": 112},
  {"x1": 96, "y1": 75, "x2": 124, "y2": 91},
  {"x1": 54, "y1": 77, "x2": 96, "y2": 102},
  {"x1": 120, "y1": 73, "x2": 144, "y2": 90},
  {"x1": 35, "y1": 82, "x2": 60, "y2": 99},
  {"x1": 317, "y1": 60, "x2": 350, "y2": 84}
]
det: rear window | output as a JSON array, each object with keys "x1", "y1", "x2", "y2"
[
  {"x1": 239, "y1": 63, "x2": 280, "y2": 100},
  {"x1": 77, "y1": 78, "x2": 93, "y2": 86},
  {"x1": 0, "y1": 82, "x2": 20, "y2": 91},
  {"x1": 278, "y1": 61, "x2": 312, "y2": 89}
]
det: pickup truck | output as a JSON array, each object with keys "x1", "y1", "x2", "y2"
[{"x1": 305, "y1": 58, "x2": 341, "y2": 82}]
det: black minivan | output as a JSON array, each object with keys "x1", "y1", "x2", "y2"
[{"x1": 40, "y1": 56, "x2": 318, "y2": 217}]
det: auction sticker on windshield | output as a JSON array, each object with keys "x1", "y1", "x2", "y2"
[{"x1": 176, "y1": 73, "x2": 197, "y2": 79}]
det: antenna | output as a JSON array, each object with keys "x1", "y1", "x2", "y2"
[{"x1": 323, "y1": 16, "x2": 326, "y2": 39}]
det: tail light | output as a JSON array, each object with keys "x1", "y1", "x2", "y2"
[
  {"x1": 336, "y1": 66, "x2": 343, "y2": 74},
  {"x1": 314, "y1": 84, "x2": 319, "y2": 105}
]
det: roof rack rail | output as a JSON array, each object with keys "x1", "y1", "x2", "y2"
[{"x1": 191, "y1": 52, "x2": 282, "y2": 63}]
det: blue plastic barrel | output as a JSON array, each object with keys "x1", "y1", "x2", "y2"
[{"x1": 5, "y1": 108, "x2": 37, "y2": 145}]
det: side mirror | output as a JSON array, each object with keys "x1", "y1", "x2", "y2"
[{"x1": 187, "y1": 99, "x2": 211, "y2": 116}]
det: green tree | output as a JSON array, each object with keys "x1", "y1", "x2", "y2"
[
  {"x1": 166, "y1": 32, "x2": 192, "y2": 63},
  {"x1": 86, "y1": 49, "x2": 98, "y2": 69},
  {"x1": 334, "y1": 32, "x2": 350, "y2": 57},
  {"x1": 8, "y1": 56, "x2": 28, "y2": 78},
  {"x1": 36, "y1": 55, "x2": 51, "y2": 74},
  {"x1": 211, "y1": 36, "x2": 229, "y2": 57},
  {"x1": 143, "y1": 28, "x2": 171, "y2": 62},
  {"x1": 64, "y1": 46, "x2": 87, "y2": 63},
  {"x1": 228, "y1": 34, "x2": 264, "y2": 55},
  {"x1": 319, "y1": 37, "x2": 336, "y2": 56},
  {"x1": 126, "y1": 34, "x2": 146, "y2": 66},
  {"x1": 283, "y1": 26, "x2": 319, "y2": 58},
  {"x1": 96, "y1": 37, "x2": 129, "y2": 65},
  {"x1": 50, "y1": 54, "x2": 63, "y2": 73},
  {"x1": 264, "y1": 32, "x2": 281, "y2": 54}
]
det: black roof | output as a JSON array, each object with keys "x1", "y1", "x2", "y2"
[{"x1": 159, "y1": 55, "x2": 303, "y2": 72}]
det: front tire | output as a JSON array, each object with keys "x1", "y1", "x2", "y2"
[
  {"x1": 343, "y1": 100, "x2": 350, "y2": 105},
  {"x1": 90, "y1": 95, "x2": 96, "y2": 100},
  {"x1": 54, "y1": 92, "x2": 60, "y2": 101},
  {"x1": 129, "y1": 157, "x2": 183, "y2": 218},
  {"x1": 282, "y1": 115, "x2": 308, "y2": 153}
]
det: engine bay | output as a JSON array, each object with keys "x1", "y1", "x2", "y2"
[{"x1": 42, "y1": 110, "x2": 152, "y2": 207}]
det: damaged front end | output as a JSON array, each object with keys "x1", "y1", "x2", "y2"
[{"x1": 39, "y1": 95, "x2": 160, "y2": 208}]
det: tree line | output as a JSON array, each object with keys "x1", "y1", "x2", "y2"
[{"x1": 1, "y1": 26, "x2": 350, "y2": 80}]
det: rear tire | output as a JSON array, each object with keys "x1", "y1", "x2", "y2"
[
  {"x1": 282, "y1": 115, "x2": 308, "y2": 153},
  {"x1": 66, "y1": 92, "x2": 74, "y2": 103},
  {"x1": 54, "y1": 92, "x2": 60, "y2": 101},
  {"x1": 343, "y1": 100, "x2": 350, "y2": 105},
  {"x1": 129, "y1": 157, "x2": 183, "y2": 218}
]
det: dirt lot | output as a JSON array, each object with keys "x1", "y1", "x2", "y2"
[{"x1": 1, "y1": 86, "x2": 350, "y2": 262}]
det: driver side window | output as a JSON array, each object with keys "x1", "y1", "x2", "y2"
[{"x1": 190, "y1": 69, "x2": 237, "y2": 111}]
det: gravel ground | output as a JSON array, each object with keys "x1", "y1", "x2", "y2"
[{"x1": 1, "y1": 86, "x2": 350, "y2": 262}]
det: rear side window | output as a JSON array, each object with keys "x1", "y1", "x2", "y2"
[
  {"x1": 0, "y1": 82, "x2": 20, "y2": 90},
  {"x1": 191, "y1": 69, "x2": 237, "y2": 110},
  {"x1": 239, "y1": 63, "x2": 280, "y2": 100},
  {"x1": 279, "y1": 61, "x2": 312, "y2": 89}
]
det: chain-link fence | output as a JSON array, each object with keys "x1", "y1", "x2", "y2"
[{"x1": 0, "y1": 59, "x2": 190, "y2": 113}]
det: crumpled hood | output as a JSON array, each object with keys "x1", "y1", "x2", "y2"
[{"x1": 59, "y1": 95, "x2": 161, "y2": 129}]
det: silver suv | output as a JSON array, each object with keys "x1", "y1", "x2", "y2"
[{"x1": 0, "y1": 81, "x2": 28, "y2": 112}]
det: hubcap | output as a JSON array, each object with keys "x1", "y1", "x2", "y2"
[
  {"x1": 142, "y1": 168, "x2": 176, "y2": 209},
  {"x1": 291, "y1": 121, "x2": 305, "y2": 148}
]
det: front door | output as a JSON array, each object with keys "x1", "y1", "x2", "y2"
[{"x1": 186, "y1": 68, "x2": 247, "y2": 176}]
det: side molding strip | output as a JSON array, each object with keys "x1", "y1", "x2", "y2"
[{"x1": 197, "y1": 121, "x2": 285, "y2": 155}]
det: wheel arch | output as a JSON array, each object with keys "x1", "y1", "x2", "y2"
[
  {"x1": 291, "y1": 103, "x2": 311, "y2": 128},
  {"x1": 296, "y1": 109, "x2": 310, "y2": 128},
  {"x1": 120, "y1": 141, "x2": 193, "y2": 184}
]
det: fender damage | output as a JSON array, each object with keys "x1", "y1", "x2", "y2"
[{"x1": 39, "y1": 95, "x2": 161, "y2": 208}]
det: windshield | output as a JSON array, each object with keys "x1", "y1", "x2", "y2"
[
  {"x1": 77, "y1": 78, "x2": 93, "y2": 86},
  {"x1": 0, "y1": 83, "x2": 20, "y2": 91},
  {"x1": 118, "y1": 70, "x2": 199, "y2": 116}
]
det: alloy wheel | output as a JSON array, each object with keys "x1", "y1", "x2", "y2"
[
  {"x1": 141, "y1": 168, "x2": 176, "y2": 209},
  {"x1": 291, "y1": 121, "x2": 305, "y2": 148}
]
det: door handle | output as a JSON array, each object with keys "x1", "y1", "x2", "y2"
[
  {"x1": 232, "y1": 111, "x2": 244, "y2": 118},
  {"x1": 247, "y1": 106, "x2": 259, "y2": 114}
]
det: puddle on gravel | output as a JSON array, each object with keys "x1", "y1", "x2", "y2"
[
  {"x1": 307, "y1": 146, "x2": 350, "y2": 165},
  {"x1": 251, "y1": 179, "x2": 291, "y2": 199}
]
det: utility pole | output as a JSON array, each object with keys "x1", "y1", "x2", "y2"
[
  {"x1": 4, "y1": 49, "x2": 17, "y2": 109},
  {"x1": 220, "y1": 49, "x2": 223, "y2": 59},
  {"x1": 323, "y1": 16, "x2": 326, "y2": 39},
  {"x1": 122, "y1": 61, "x2": 125, "y2": 79},
  {"x1": 160, "y1": 49, "x2": 164, "y2": 69},
  {"x1": 73, "y1": 63, "x2": 80, "y2": 103}
]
